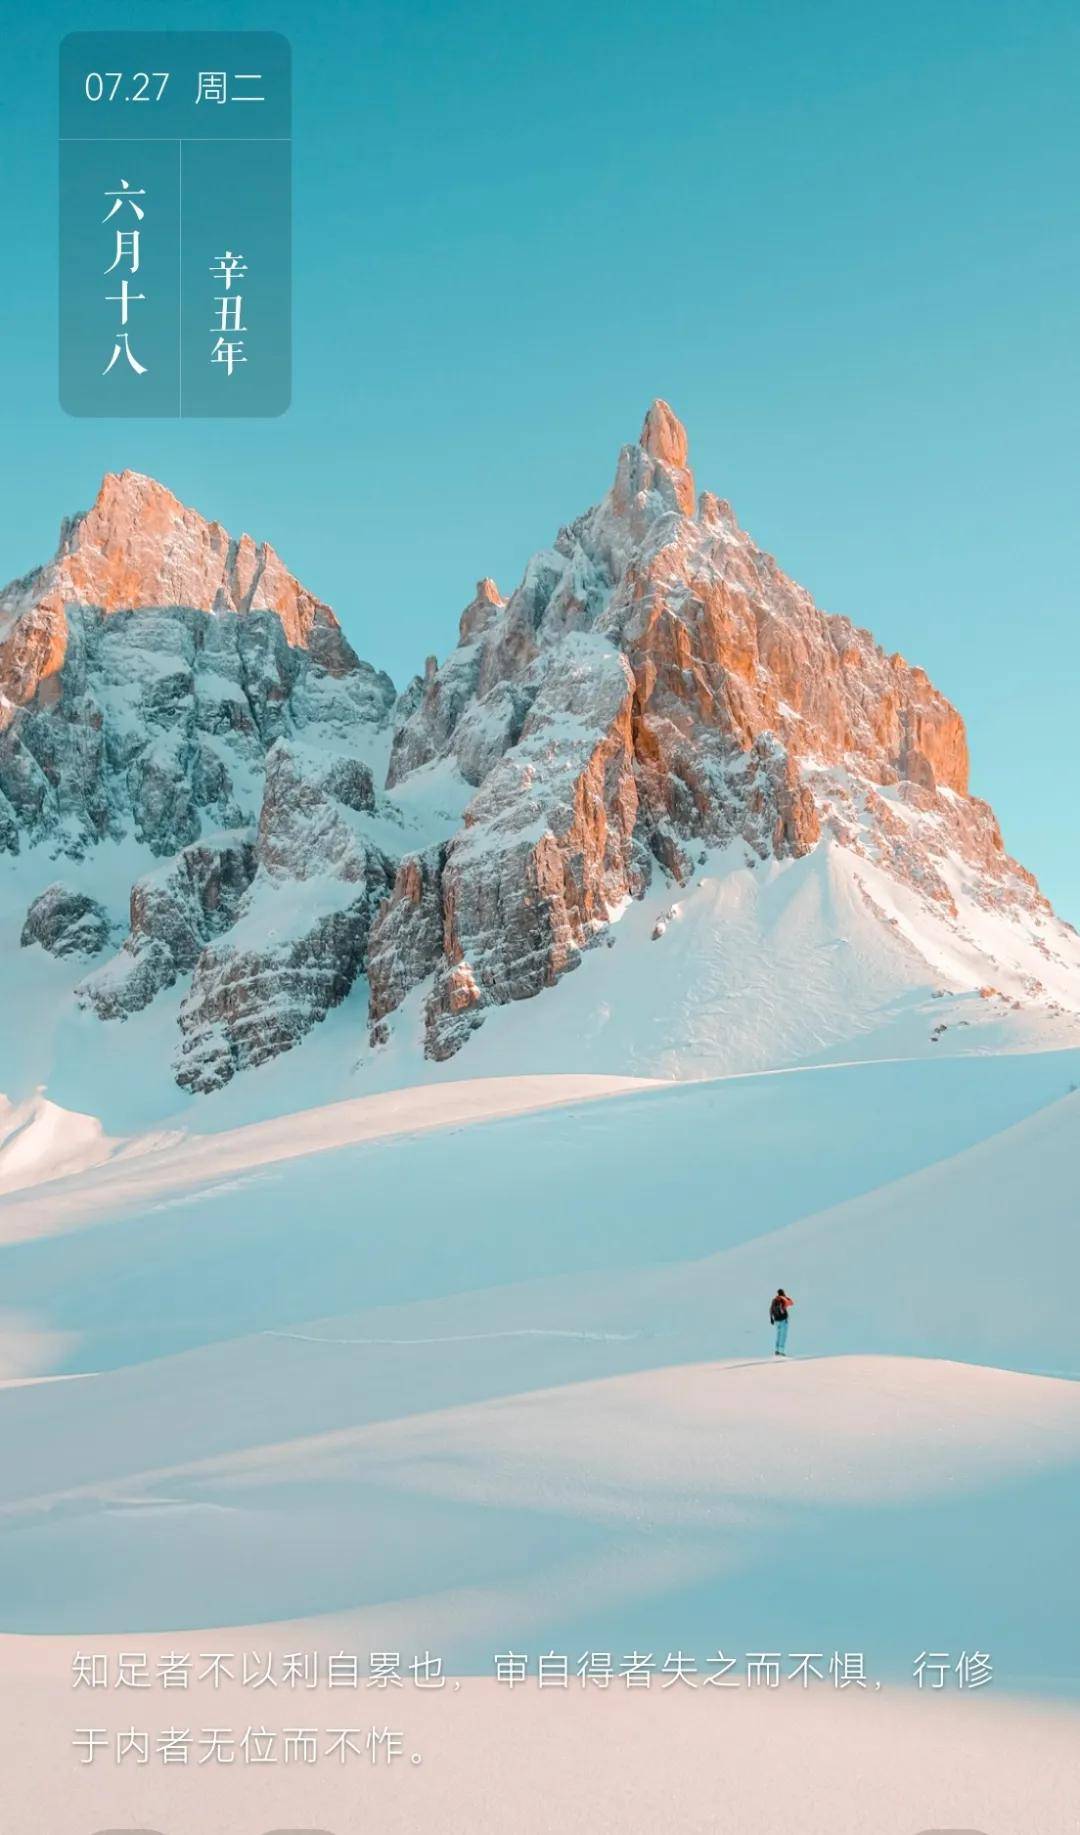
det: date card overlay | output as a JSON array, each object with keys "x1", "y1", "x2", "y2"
[{"x1": 59, "y1": 32, "x2": 291, "y2": 418}]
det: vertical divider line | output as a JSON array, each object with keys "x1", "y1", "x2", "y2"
[{"x1": 178, "y1": 137, "x2": 183, "y2": 416}]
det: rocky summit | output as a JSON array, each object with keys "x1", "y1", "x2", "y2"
[{"x1": 2, "y1": 408, "x2": 1078, "y2": 1093}]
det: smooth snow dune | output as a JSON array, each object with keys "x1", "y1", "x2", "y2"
[
  {"x1": 300, "y1": 1353, "x2": 1080, "y2": 1513},
  {"x1": 0, "y1": 1051, "x2": 1074, "y2": 1375},
  {"x1": 0, "y1": 1355, "x2": 1077, "y2": 1691},
  {"x1": 0, "y1": 1056, "x2": 1077, "y2": 1677},
  {"x1": 0, "y1": 1093, "x2": 118, "y2": 1195},
  {"x1": 0, "y1": 1072, "x2": 660, "y2": 1241},
  {"x1": 1, "y1": 1654, "x2": 1076, "y2": 1835},
  {"x1": 274, "y1": 1075, "x2": 1080, "y2": 1381},
  {"x1": 645, "y1": 1081, "x2": 1080, "y2": 1372}
]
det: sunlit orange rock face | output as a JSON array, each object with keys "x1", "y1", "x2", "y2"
[
  {"x1": 628, "y1": 549, "x2": 968, "y2": 797},
  {"x1": 0, "y1": 470, "x2": 354, "y2": 720},
  {"x1": 377, "y1": 401, "x2": 1041, "y2": 1055}
]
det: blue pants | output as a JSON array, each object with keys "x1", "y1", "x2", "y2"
[{"x1": 774, "y1": 1316, "x2": 788, "y2": 1353}]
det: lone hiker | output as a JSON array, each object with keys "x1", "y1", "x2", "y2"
[{"x1": 770, "y1": 1288, "x2": 794, "y2": 1356}]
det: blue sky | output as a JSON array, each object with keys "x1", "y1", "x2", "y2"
[{"x1": 3, "y1": 0, "x2": 1078, "y2": 917}]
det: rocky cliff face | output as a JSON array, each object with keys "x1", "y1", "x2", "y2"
[
  {"x1": 0, "y1": 414, "x2": 1074, "y2": 1092},
  {"x1": 0, "y1": 472, "x2": 397, "y2": 1086},
  {"x1": 0, "y1": 472, "x2": 392, "y2": 864},
  {"x1": 173, "y1": 740, "x2": 395, "y2": 1092},
  {"x1": 0, "y1": 470, "x2": 357, "y2": 713},
  {"x1": 375, "y1": 401, "x2": 1047, "y2": 1058}
]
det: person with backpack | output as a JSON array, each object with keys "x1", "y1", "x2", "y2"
[{"x1": 770, "y1": 1288, "x2": 794, "y2": 1355}]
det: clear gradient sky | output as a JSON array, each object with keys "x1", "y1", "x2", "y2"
[{"x1": 2, "y1": 0, "x2": 1077, "y2": 916}]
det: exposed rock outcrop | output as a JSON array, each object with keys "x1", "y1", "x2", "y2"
[
  {"x1": 366, "y1": 846, "x2": 448, "y2": 1043},
  {"x1": 78, "y1": 833, "x2": 257, "y2": 1020},
  {"x1": 0, "y1": 602, "x2": 392, "y2": 861},
  {"x1": 21, "y1": 884, "x2": 113, "y2": 959},
  {"x1": 387, "y1": 580, "x2": 509, "y2": 788},
  {"x1": 175, "y1": 863, "x2": 392, "y2": 1093},
  {"x1": 423, "y1": 634, "x2": 643, "y2": 1056},
  {"x1": 174, "y1": 743, "x2": 395, "y2": 1091}
]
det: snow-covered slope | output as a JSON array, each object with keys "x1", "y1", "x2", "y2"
[
  {"x1": 0, "y1": 1052, "x2": 1076, "y2": 1638},
  {"x1": 0, "y1": 1093, "x2": 117, "y2": 1194},
  {"x1": 3, "y1": 1639, "x2": 1076, "y2": 1835},
  {"x1": 0, "y1": 1006, "x2": 1076, "y2": 1825}
]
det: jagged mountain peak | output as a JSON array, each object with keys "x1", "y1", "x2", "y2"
[
  {"x1": 458, "y1": 577, "x2": 506, "y2": 645},
  {"x1": 0, "y1": 471, "x2": 360, "y2": 711},
  {"x1": 639, "y1": 398, "x2": 689, "y2": 468},
  {"x1": 59, "y1": 466, "x2": 272, "y2": 609},
  {"x1": 3, "y1": 401, "x2": 1079, "y2": 1101},
  {"x1": 395, "y1": 400, "x2": 972, "y2": 801},
  {"x1": 75, "y1": 466, "x2": 184, "y2": 518},
  {"x1": 377, "y1": 400, "x2": 1079, "y2": 1062}
]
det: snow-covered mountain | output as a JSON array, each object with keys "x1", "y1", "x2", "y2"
[
  {"x1": 2, "y1": 409, "x2": 1080, "y2": 1832},
  {"x1": 2, "y1": 403, "x2": 1078, "y2": 1118}
]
